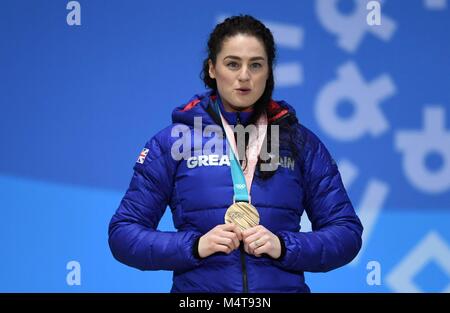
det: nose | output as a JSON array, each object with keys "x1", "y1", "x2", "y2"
[{"x1": 237, "y1": 66, "x2": 250, "y2": 81}]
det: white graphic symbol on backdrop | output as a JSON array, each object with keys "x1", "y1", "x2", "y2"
[
  {"x1": 315, "y1": 62, "x2": 396, "y2": 141},
  {"x1": 217, "y1": 15, "x2": 304, "y2": 86},
  {"x1": 66, "y1": 1, "x2": 81, "y2": 26},
  {"x1": 366, "y1": 1, "x2": 382, "y2": 26},
  {"x1": 396, "y1": 106, "x2": 450, "y2": 194},
  {"x1": 315, "y1": 0, "x2": 396, "y2": 52},
  {"x1": 387, "y1": 231, "x2": 450, "y2": 292},
  {"x1": 66, "y1": 260, "x2": 81, "y2": 286},
  {"x1": 424, "y1": 0, "x2": 448, "y2": 10}
]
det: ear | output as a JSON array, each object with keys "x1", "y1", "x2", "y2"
[{"x1": 208, "y1": 59, "x2": 216, "y2": 79}]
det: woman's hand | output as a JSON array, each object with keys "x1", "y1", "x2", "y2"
[
  {"x1": 242, "y1": 225, "x2": 281, "y2": 259},
  {"x1": 198, "y1": 223, "x2": 243, "y2": 258}
]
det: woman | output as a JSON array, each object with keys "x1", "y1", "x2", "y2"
[{"x1": 108, "y1": 15, "x2": 363, "y2": 293}]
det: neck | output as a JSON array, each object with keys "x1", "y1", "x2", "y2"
[
  {"x1": 221, "y1": 98, "x2": 254, "y2": 113},
  {"x1": 217, "y1": 95, "x2": 254, "y2": 126}
]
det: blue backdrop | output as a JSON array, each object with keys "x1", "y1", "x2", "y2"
[{"x1": 1, "y1": 0, "x2": 449, "y2": 292}]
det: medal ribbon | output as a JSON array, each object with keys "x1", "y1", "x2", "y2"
[{"x1": 212, "y1": 99, "x2": 267, "y2": 203}]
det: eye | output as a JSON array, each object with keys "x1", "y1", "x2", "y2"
[
  {"x1": 250, "y1": 63, "x2": 262, "y2": 69},
  {"x1": 227, "y1": 62, "x2": 239, "y2": 69}
]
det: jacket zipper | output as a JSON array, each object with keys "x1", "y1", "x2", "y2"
[
  {"x1": 208, "y1": 102, "x2": 289, "y2": 293},
  {"x1": 236, "y1": 112, "x2": 249, "y2": 293},
  {"x1": 239, "y1": 243, "x2": 249, "y2": 293}
]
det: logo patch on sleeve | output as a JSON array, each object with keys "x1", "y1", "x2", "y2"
[{"x1": 137, "y1": 148, "x2": 149, "y2": 164}]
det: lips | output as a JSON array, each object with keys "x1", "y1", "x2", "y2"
[{"x1": 236, "y1": 88, "x2": 251, "y2": 96}]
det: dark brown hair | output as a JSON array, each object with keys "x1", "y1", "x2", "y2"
[{"x1": 200, "y1": 14, "x2": 301, "y2": 180}]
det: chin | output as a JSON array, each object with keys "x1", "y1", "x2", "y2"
[
  {"x1": 233, "y1": 98, "x2": 255, "y2": 107},
  {"x1": 233, "y1": 102, "x2": 253, "y2": 110}
]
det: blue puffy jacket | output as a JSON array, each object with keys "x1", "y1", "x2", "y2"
[{"x1": 108, "y1": 90, "x2": 363, "y2": 293}]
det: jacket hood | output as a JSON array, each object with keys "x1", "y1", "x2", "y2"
[{"x1": 171, "y1": 90, "x2": 298, "y2": 127}]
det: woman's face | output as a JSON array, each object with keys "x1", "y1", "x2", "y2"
[{"x1": 208, "y1": 34, "x2": 269, "y2": 112}]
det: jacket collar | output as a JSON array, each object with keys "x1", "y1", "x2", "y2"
[{"x1": 172, "y1": 90, "x2": 296, "y2": 127}]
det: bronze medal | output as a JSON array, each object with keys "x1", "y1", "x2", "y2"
[{"x1": 225, "y1": 202, "x2": 259, "y2": 231}]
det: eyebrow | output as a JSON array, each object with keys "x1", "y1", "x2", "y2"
[{"x1": 223, "y1": 55, "x2": 265, "y2": 61}]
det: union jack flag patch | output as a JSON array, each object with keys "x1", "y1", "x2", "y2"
[{"x1": 137, "y1": 148, "x2": 149, "y2": 164}]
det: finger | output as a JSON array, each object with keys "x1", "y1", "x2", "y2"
[
  {"x1": 220, "y1": 231, "x2": 240, "y2": 249},
  {"x1": 214, "y1": 243, "x2": 233, "y2": 254},
  {"x1": 259, "y1": 234, "x2": 271, "y2": 244},
  {"x1": 253, "y1": 243, "x2": 268, "y2": 257},
  {"x1": 244, "y1": 240, "x2": 253, "y2": 255},
  {"x1": 211, "y1": 234, "x2": 233, "y2": 250},
  {"x1": 251, "y1": 239, "x2": 265, "y2": 250},
  {"x1": 220, "y1": 223, "x2": 239, "y2": 231},
  {"x1": 247, "y1": 240, "x2": 258, "y2": 254},
  {"x1": 248, "y1": 235, "x2": 270, "y2": 253},
  {"x1": 243, "y1": 242, "x2": 250, "y2": 254},
  {"x1": 231, "y1": 235, "x2": 240, "y2": 250},
  {"x1": 243, "y1": 233, "x2": 262, "y2": 247},
  {"x1": 230, "y1": 234, "x2": 241, "y2": 250},
  {"x1": 231, "y1": 224, "x2": 243, "y2": 241},
  {"x1": 216, "y1": 236, "x2": 235, "y2": 250},
  {"x1": 242, "y1": 226, "x2": 259, "y2": 239},
  {"x1": 222, "y1": 224, "x2": 243, "y2": 242},
  {"x1": 246, "y1": 242, "x2": 258, "y2": 256}
]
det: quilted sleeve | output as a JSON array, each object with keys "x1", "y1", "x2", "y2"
[
  {"x1": 108, "y1": 130, "x2": 203, "y2": 272},
  {"x1": 274, "y1": 126, "x2": 363, "y2": 272}
]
